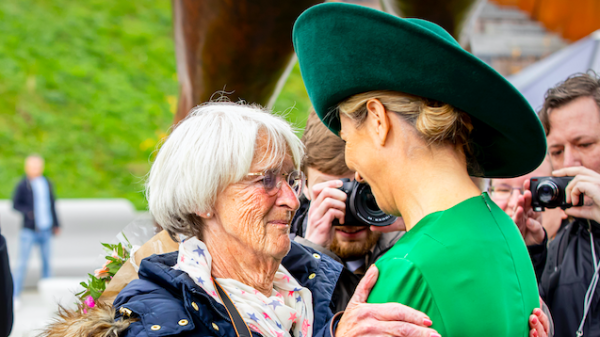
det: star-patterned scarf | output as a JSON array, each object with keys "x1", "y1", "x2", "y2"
[{"x1": 174, "y1": 237, "x2": 314, "y2": 337}]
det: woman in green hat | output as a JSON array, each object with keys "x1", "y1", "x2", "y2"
[{"x1": 293, "y1": 3, "x2": 549, "y2": 336}]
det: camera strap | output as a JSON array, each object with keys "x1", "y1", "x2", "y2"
[
  {"x1": 213, "y1": 280, "x2": 253, "y2": 337},
  {"x1": 576, "y1": 220, "x2": 600, "y2": 337}
]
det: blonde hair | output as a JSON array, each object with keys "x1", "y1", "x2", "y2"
[{"x1": 337, "y1": 90, "x2": 479, "y2": 172}]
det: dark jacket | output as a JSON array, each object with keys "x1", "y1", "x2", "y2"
[
  {"x1": 0, "y1": 228, "x2": 13, "y2": 337},
  {"x1": 113, "y1": 241, "x2": 343, "y2": 337},
  {"x1": 530, "y1": 217, "x2": 600, "y2": 336},
  {"x1": 12, "y1": 176, "x2": 60, "y2": 231},
  {"x1": 291, "y1": 196, "x2": 403, "y2": 312}
]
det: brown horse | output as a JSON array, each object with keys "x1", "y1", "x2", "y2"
[{"x1": 172, "y1": 0, "x2": 482, "y2": 123}]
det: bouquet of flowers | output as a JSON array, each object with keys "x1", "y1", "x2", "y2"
[{"x1": 76, "y1": 239, "x2": 132, "y2": 312}]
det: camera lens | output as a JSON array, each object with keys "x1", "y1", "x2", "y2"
[
  {"x1": 536, "y1": 181, "x2": 559, "y2": 204},
  {"x1": 364, "y1": 193, "x2": 379, "y2": 212},
  {"x1": 352, "y1": 183, "x2": 396, "y2": 226}
]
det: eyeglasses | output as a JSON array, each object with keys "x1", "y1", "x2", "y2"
[
  {"x1": 246, "y1": 169, "x2": 305, "y2": 197},
  {"x1": 487, "y1": 185, "x2": 524, "y2": 200}
]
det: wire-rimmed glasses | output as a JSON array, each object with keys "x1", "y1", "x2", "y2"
[{"x1": 246, "y1": 169, "x2": 305, "y2": 197}]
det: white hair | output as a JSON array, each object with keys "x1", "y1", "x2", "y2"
[{"x1": 146, "y1": 102, "x2": 304, "y2": 238}]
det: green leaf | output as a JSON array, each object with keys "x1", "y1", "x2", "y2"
[
  {"x1": 121, "y1": 232, "x2": 132, "y2": 247},
  {"x1": 106, "y1": 256, "x2": 120, "y2": 263}
]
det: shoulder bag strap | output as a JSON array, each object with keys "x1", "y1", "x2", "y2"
[{"x1": 214, "y1": 280, "x2": 253, "y2": 337}]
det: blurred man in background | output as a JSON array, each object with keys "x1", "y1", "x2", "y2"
[
  {"x1": 291, "y1": 110, "x2": 404, "y2": 311},
  {"x1": 518, "y1": 72, "x2": 600, "y2": 336},
  {"x1": 12, "y1": 155, "x2": 60, "y2": 307}
]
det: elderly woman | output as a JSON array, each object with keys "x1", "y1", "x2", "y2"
[
  {"x1": 293, "y1": 3, "x2": 552, "y2": 337},
  {"x1": 109, "y1": 102, "x2": 440, "y2": 337}
]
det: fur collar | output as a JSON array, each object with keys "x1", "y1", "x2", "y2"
[{"x1": 38, "y1": 302, "x2": 135, "y2": 337}]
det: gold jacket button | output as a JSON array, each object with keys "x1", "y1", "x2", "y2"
[
  {"x1": 191, "y1": 302, "x2": 199, "y2": 311},
  {"x1": 313, "y1": 253, "x2": 321, "y2": 259},
  {"x1": 212, "y1": 322, "x2": 220, "y2": 331},
  {"x1": 119, "y1": 307, "x2": 132, "y2": 318},
  {"x1": 178, "y1": 319, "x2": 189, "y2": 326},
  {"x1": 151, "y1": 325, "x2": 161, "y2": 331},
  {"x1": 308, "y1": 273, "x2": 316, "y2": 279}
]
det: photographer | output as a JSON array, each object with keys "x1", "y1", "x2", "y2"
[
  {"x1": 291, "y1": 110, "x2": 404, "y2": 312},
  {"x1": 519, "y1": 72, "x2": 600, "y2": 336}
]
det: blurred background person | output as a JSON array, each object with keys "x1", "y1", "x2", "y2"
[
  {"x1": 489, "y1": 157, "x2": 564, "y2": 242},
  {"x1": 0, "y1": 225, "x2": 13, "y2": 337},
  {"x1": 291, "y1": 109, "x2": 404, "y2": 311},
  {"x1": 518, "y1": 72, "x2": 600, "y2": 336},
  {"x1": 11, "y1": 155, "x2": 61, "y2": 307}
]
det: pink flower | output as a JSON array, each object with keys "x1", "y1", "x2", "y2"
[{"x1": 84, "y1": 296, "x2": 96, "y2": 308}]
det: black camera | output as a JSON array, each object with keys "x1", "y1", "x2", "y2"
[
  {"x1": 530, "y1": 176, "x2": 584, "y2": 212},
  {"x1": 331, "y1": 178, "x2": 397, "y2": 227}
]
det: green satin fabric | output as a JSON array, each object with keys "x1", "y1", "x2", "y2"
[{"x1": 368, "y1": 193, "x2": 539, "y2": 336}]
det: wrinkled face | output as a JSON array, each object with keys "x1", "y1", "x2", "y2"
[
  {"x1": 547, "y1": 96, "x2": 600, "y2": 173},
  {"x1": 305, "y1": 166, "x2": 382, "y2": 259},
  {"x1": 213, "y1": 138, "x2": 300, "y2": 261}
]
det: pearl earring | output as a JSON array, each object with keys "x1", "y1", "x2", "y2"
[{"x1": 206, "y1": 212, "x2": 211, "y2": 217}]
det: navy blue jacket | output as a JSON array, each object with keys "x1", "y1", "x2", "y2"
[
  {"x1": 12, "y1": 176, "x2": 60, "y2": 231},
  {"x1": 114, "y1": 241, "x2": 343, "y2": 337}
]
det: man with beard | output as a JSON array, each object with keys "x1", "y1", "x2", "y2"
[{"x1": 291, "y1": 110, "x2": 404, "y2": 312}]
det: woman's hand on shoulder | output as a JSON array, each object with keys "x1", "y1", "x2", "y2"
[{"x1": 335, "y1": 265, "x2": 440, "y2": 337}]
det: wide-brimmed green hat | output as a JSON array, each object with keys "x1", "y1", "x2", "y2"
[{"x1": 292, "y1": 2, "x2": 546, "y2": 178}]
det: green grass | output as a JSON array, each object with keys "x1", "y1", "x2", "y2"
[
  {"x1": 0, "y1": 0, "x2": 311, "y2": 210},
  {"x1": 272, "y1": 62, "x2": 312, "y2": 135}
]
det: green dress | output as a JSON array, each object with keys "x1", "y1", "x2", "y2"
[{"x1": 367, "y1": 193, "x2": 539, "y2": 336}]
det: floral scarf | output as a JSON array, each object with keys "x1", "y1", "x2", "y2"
[{"x1": 174, "y1": 237, "x2": 314, "y2": 337}]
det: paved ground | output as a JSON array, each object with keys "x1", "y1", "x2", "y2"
[
  {"x1": 0, "y1": 199, "x2": 152, "y2": 337},
  {"x1": 10, "y1": 286, "x2": 79, "y2": 337}
]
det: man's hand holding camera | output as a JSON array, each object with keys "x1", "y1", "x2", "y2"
[
  {"x1": 305, "y1": 180, "x2": 347, "y2": 246},
  {"x1": 516, "y1": 165, "x2": 600, "y2": 246},
  {"x1": 553, "y1": 166, "x2": 600, "y2": 223}
]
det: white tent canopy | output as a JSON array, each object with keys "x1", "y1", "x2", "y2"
[{"x1": 508, "y1": 30, "x2": 600, "y2": 112}]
